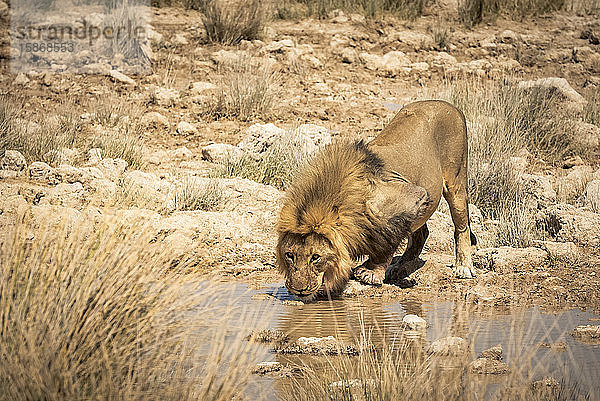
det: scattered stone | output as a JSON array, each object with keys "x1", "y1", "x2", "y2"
[
  {"x1": 238, "y1": 123, "x2": 286, "y2": 155},
  {"x1": 55, "y1": 164, "x2": 85, "y2": 184},
  {"x1": 201, "y1": 143, "x2": 243, "y2": 163},
  {"x1": 480, "y1": 344, "x2": 503, "y2": 360},
  {"x1": 253, "y1": 361, "x2": 282, "y2": 375},
  {"x1": 97, "y1": 158, "x2": 128, "y2": 180},
  {"x1": 538, "y1": 341, "x2": 567, "y2": 352},
  {"x1": 176, "y1": 121, "x2": 198, "y2": 136},
  {"x1": 44, "y1": 148, "x2": 79, "y2": 165},
  {"x1": 282, "y1": 300, "x2": 304, "y2": 306},
  {"x1": 517, "y1": 77, "x2": 587, "y2": 112},
  {"x1": 152, "y1": 87, "x2": 179, "y2": 107},
  {"x1": 402, "y1": 314, "x2": 427, "y2": 330},
  {"x1": 499, "y1": 29, "x2": 521, "y2": 43},
  {"x1": 141, "y1": 111, "x2": 170, "y2": 129},
  {"x1": 169, "y1": 146, "x2": 193, "y2": 160},
  {"x1": 572, "y1": 121, "x2": 600, "y2": 151},
  {"x1": 294, "y1": 124, "x2": 332, "y2": 151},
  {"x1": 247, "y1": 329, "x2": 289, "y2": 345},
  {"x1": 562, "y1": 155, "x2": 585, "y2": 169},
  {"x1": 211, "y1": 49, "x2": 246, "y2": 65},
  {"x1": 29, "y1": 162, "x2": 60, "y2": 184},
  {"x1": 555, "y1": 165, "x2": 594, "y2": 201},
  {"x1": 474, "y1": 247, "x2": 548, "y2": 273},
  {"x1": 172, "y1": 33, "x2": 189, "y2": 45},
  {"x1": 430, "y1": 52, "x2": 458, "y2": 68},
  {"x1": 263, "y1": 39, "x2": 295, "y2": 53},
  {"x1": 87, "y1": 148, "x2": 103, "y2": 164},
  {"x1": 521, "y1": 174, "x2": 556, "y2": 209},
  {"x1": 581, "y1": 29, "x2": 599, "y2": 45},
  {"x1": 189, "y1": 81, "x2": 217, "y2": 96},
  {"x1": 534, "y1": 240, "x2": 577, "y2": 260},
  {"x1": 427, "y1": 336, "x2": 468, "y2": 356},
  {"x1": 386, "y1": 30, "x2": 435, "y2": 50},
  {"x1": 14, "y1": 73, "x2": 30, "y2": 85},
  {"x1": 571, "y1": 325, "x2": 600, "y2": 344},
  {"x1": 584, "y1": 180, "x2": 600, "y2": 212},
  {"x1": 108, "y1": 70, "x2": 135, "y2": 85},
  {"x1": 536, "y1": 204, "x2": 600, "y2": 246},
  {"x1": 468, "y1": 357, "x2": 510, "y2": 374},
  {"x1": 359, "y1": 51, "x2": 412, "y2": 76},
  {"x1": 342, "y1": 279, "x2": 372, "y2": 296},
  {"x1": 251, "y1": 293, "x2": 276, "y2": 301},
  {"x1": 276, "y1": 336, "x2": 358, "y2": 355},
  {"x1": 0, "y1": 150, "x2": 27, "y2": 172},
  {"x1": 341, "y1": 47, "x2": 359, "y2": 64}
]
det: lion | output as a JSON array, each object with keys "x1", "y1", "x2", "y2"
[{"x1": 276, "y1": 100, "x2": 477, "y2": 300}]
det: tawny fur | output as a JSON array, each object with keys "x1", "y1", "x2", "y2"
[{"x1": 276, "y1": 141, "x2": 416, "y2": 295}]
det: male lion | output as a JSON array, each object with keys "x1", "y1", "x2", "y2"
[{"x1": 276, "y1": 100, "x2": 476, "y2": 300}]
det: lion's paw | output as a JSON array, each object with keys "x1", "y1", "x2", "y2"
[
  {"x1": 352, "y1": 266, "x2": 385, "y2": 286},
  {"x1": 453, "y1": 264, "x2": 476, "y2": 279}
]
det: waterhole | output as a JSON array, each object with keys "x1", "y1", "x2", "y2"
[{"x1": 208, "y1": 283, "x2": 600, "y2": 400}]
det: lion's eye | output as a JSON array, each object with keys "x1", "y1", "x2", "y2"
[
  {"x1": 285, "y1": 252, "x2": 294, "y2": 261},
  {"x1": 310, "y1": 254, "x2": 321, "y2": 263}
]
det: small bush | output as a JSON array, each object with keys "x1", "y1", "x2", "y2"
[
  {"x1": 171, "y1": 177, "x2": 226, "y2": 211},
  {"x1": 204, "y1": 55, "x2": 279, "y2": 121},
  {"x1": 583, "y1": 91, "x2": 600, "y2": 127},
  {"x1": 276, "y1": 0, "x2": 429, "y2": 19},
  {"x1": 430, "y1": 19, "x2": 450, "y2": 50},
  {"x1": 91, "y1": 123, "x2": 146, "y2": 169},
  {"x1": 459, "y1": 0, "x2": 566, "y2": 28},
  {"x1": 216, "y1": 133, "x2": 309, "y2": 190},
  {"x1": 186, "y1": 0, "x2": 264, "y2": 45}
]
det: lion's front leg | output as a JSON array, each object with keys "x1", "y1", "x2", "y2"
[{"x1": 352, "y1": 254, "x2": 394, "y2": 286}]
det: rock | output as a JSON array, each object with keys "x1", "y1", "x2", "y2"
[
  {"x1": 386, "y1": 31, "x2": 434, "y2": 50},
  {"x1": 276, "y1": 336, "x2": 358, "y2": 355},
  {"x1": 141, "y1": 111, "x2": 170, "y2": 129},
  {"x1": 427, "y1": 337, "x2": 468, "y2": 356},
  {"x1": 47, "y1": 182, "x2": 84, "y2": 205},
  {"x1": 531, "y1": 377, "x2": 560, "y2": 398},
  {"x1": 585, "y1": 180, "x2": 600, "y2": 211},
  {"x1": 87, "y1": 178, "x2": 118, "y2": 200},
  {"x1": 430, "y1": 52, "x2": 458, "y2": 68},
  {"x1": 0, "y1": 1, "x2": 8, "y2": 18},
  {"x1": 29, "y1": 162, "x2": 60, "y2": 184},
  {"x1": 294, "y1": 124, "x2": 332, "y2": 149},
  {"x1": 87, "y1": 148, "x2": 103, "y2": 164},
  {"x1": 201, "y1": 143, "x2": 243, "y2": 163},
  {"x1": 238, "y1": 123, "x2": 286, "y2": 155},
  {"x1": 172, "y1": 33, "x2": 188, "y2": 45},
  {"x1": 517, "y1": 77, "x2": 587, "y2": 112},
  {"x1": 147, "y1": 27, "x2": 163, "y2": 44},
  {"x1": 152, "y1": 87, "x2": 179, "y2": 107},
  {"x1": 571, "y1": 325, "x2": 600, "y2": 344},
  {"x1": 189, "y1": 81, "x2": 217, "y2": 96},
  {"x1": 169, "y1": 146, "x2": 193, "y2": 160},
  {"x1": 175, "y1": 121, "x2": 198, "y2": 136},
  {"x1": 359, "y1": 51, "x2": 412, "y2": 76},
  {"x1": 402, "y1": 314, "x2": 426, "y2": 330},
  {"x1": 108, "y1": 70, "x2": 135, "y2": 85},
  {"x1": 253, "y1": 361, "x2": 282, "y2": 375},
  {"x1": 247, "y1": 329, "x2": 289, "y2": 345},
  {"x1": 572, "y1": 121, "x2": 600, "y2": 151},
  {"x1": 468, "y1": 358, "x2": 510, "y2": 374},
  {"x1": 211, "y1": 49, "x2": 246, "y2": 65},
  {"x1": 14, "y1": 73, "x2": 30, "y2": 85},
  {"x1": 581, "y1": 29, "x2": 600, "y2": 45},
  {"x1": 123, "y1": 170, "x2": 168, "y2": 193},
  {"x1": 474, "y1": 247, "x2": 548, "y2": 273},
  {"x1": 55, "y1": 164, "x2": 84, "y2": 184},
  {"x1": 263, "y1": 39, "x2": 295, "y2": 53},
  {"x1": 499, "y1": 30, "x2": 521, "y2": 43},
  {"x1": 97, "y1": 158, "x2": 128, "y2": 180},
  {"x1": 562, "y1": 155, "x2": 585, "y2": 169},
  {"x1": 282, "y1": 300, "x2": 304, "y2": 306},
  {"x1": 480, "y1": 344, "x2": 503, "y2": 360},
  {"x1": 536, "y1": 204, "x2": 600, "y2": 246},
  {"x1": 44, "y1": 148, "x2": 79, "y2": 165},
  {"x1": 555, "y1": 165, "x2": 594, "y2": 202},
  {"x1": 1, "y1": 150, "x2": 26, "y2": 172},
  {"x1": 534, "y1": 240, "x2": 577, "y2": 260},
  {"x1": 521, "y1": 174, "x2": 556, "y2": 209},
  {"x1": 341, "y1": 47, "x2": 359, "y2": 64},
  {"x1": 251, "y1": 293, "x2": 275, "y2": 300},
  {"x1": 538, "y1": 342, "x2": 567, "y2": 352}
]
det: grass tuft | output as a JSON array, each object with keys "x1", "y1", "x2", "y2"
[
  {"x1": 186, "y1": 0, "x2": 264, "y2": 45},
  {"x1": 204, "y1": 55, "x2": 279, "y2": 121},
  {"x1": 276, "y1": 0, "x2": 429, "y2": 19},
  {"x1": 459, "y1": 0, "x2": 566, "y2": 28},
  {"x1": 171, "y1": 177, "x2": 226, "y2": 211}
]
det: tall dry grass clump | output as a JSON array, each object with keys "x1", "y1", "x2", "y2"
[
  {"x1": 204, "y1": 55, "x2": 279, "y2": 121},
  {"x1": 185, "y1": 0, "x2": 264, "y2": 45},
  {"x1": 0, "y1": 213, "x2": 258, "y2": 400},
  {"x1": 459, "y1": 0, "x2": 566, "y2": 27},
  {"x1": 443, "y1": 79, "x2": 581, "y2": 246},
  {"x1": 171, "y1": 176, "x2": 226, "y2": 211},
  {"x1": 276, "y1": 0, "x2": 429, "y2": 19}
]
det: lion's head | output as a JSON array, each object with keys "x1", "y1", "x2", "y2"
[{"x1": 276, "y1": 232, "x2": 348, "y2": 300}]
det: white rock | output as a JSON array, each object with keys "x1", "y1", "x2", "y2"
[
  {"x1": 264, "y1": 39, "x2": 295, "y2": 53},
  {"x1": 97, "y1": 158, "x2": 128, "y2": 180},
  {"x1": 108, "y1": 70, "x2": 136, "y2": 85},
  {"x1": 0, "y1": 150, "x2": 27, "y2": 172},
  {"x1": 87, "y1": 148, "x2": 103, "y2": 164},
  {"x1": 172, "y1": 33, "x2": 189, "y2": 45},
  {"x1": 537, "y1": 204, "x2": 600, "y2": 246},
  {"x1": 14, "y1": 73, "x2": 30, "y2": 85},
  {"x1": 534, "y1": 240, "x2": 577, "y2": 260},
  {"x1": 238, "y1": 123, "x2": 286, "y2": 154},
  {"x1": 176, "y1": 121, "x2": 198, "y2": 136},
  {"x1": 584, "y1": 180, "x2": 600, "y2": 212},
  {"x1": 169, "y1": 146, "x2": 193, "y2": 160},
  {"x1": 427, "y1": 337, "x2": 468, "y2": 356},
  {"x1": 517, "y1": 77, "x2": 587, "y2": 112},
  {"x1": 474, "y1": 247, "x2": 548, "y2": 273},
  {"x1": 201, "y1": 143, "x2": 242, "y2": 163},
  {"x1": 29, "y1": 162, "x2": 60, "y2": 184},
  {"x1": 141, "y1": 111, "x2": 170, "y2": 129},
  {"x1": 521, "y1": 174, "x2": 557, "y2": 209},
  {"x1": 402, "y1": 314, "x2": 427, "y2": 330},
  {"x1": 189, "y1": 81, "x2": 217, "y2": 95},
  {"x1": 152, "y1": 87, "x2": 179, "y2": 107}
]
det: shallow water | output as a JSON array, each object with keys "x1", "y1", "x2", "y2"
[{"x1": 207, "y1": 283, "x2": 600, "y2": 400}]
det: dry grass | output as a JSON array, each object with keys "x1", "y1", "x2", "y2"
[
  {"x1": 215, "y1": 132, "x2": 309, "y2": 190},
  {"x1": 276, "y1": 0, "x2": 429, "y2": 19},
  {"x1": 185, "y1": 0, "x2": 264, "y2": 45},
  {"x1": 0, "y1": 97, "x2": 81, "y2": 165},
  {"x1": 0, "y1": 213, "x2": 259, "y2": 401},
  {"x1": 171, "y1": 176, "x2": 226, "y2": 211},
  {"x1": 204, "y1": 55, "x2": 279, "y2": 121},
  {"x1": 441, "y1": 78, "x2": 585, "y2": 246},
  {"x1": 459, "y1": 0, "x2": 566, "y2": 27},
  {"x1": 90, "y1": 123, "x2": 146, "y2": 169},
  {"x1": 583, "y1": 91, "x2": 600, "y2": 127}
]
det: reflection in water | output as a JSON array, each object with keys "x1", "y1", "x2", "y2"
[{"x1": 222, "y1": 283, "x2": 600, "y2": 400}]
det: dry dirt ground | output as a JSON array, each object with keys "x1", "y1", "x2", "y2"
[{"x1": 1, "y1": 3, "x2": 600, "y2": 314}]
